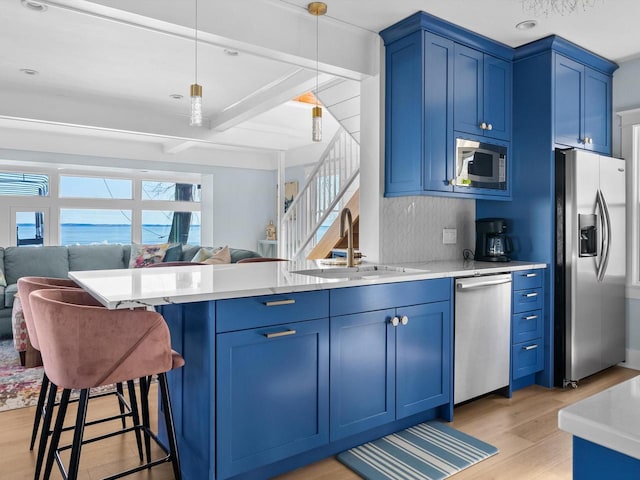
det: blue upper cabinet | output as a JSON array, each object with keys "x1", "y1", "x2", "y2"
[
  {"x1": 380, "y1": 11, "x2": 513, "y2": 200},
  {"x1": 554, "y1": 53, "x2": 612, "y2": 154},
  {"x1": 454, "y1": 44, "x2": 512, "y2": 141}
]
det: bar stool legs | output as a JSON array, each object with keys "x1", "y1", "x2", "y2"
[{"x1": 42, "y1": 375, "x2": 182, "y2": 480}]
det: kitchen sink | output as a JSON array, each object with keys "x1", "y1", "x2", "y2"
[{"x1": 292, "y1": 264, "x2": 426, "y2": 280}]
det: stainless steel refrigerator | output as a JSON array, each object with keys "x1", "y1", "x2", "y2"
[{"x1": 555, "y1": 149, "x2": 626, "y2": 387}]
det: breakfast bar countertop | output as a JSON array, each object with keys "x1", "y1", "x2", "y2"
[
  {"x1": 69, "y1": 258, "x2": 547, "y2": 309},
  {"x1": 558, "y1": 374, "x2": 640, "y2": 460}
]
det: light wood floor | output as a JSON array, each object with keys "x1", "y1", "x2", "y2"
[{"x1": 1, "y1": 366, "x2": 637, "y2": 479}]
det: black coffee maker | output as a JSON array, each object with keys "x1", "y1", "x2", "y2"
[{"x1": 475, "y1": 218, "x2": 512, "y2": 262}]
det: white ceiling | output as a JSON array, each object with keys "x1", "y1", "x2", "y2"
[{"x1": 1, "y1": 0, "x2": 638, "y2": 169}]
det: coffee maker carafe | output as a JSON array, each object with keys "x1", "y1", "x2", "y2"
[{"x1": 475, "y1": 218, "x2": 512, "y2": 262}]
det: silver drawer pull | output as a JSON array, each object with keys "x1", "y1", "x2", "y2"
[
  {"x1": 264, "y1": 329, "x2": 297, "y2": 339},
  {"x1": 522, "y1": 344, "x2": 538, "y2": 351},
  {"x1": 264, "y1": 299, "x2": 295, "y2": 307},
  {"x1": 524, "y1": 273, "x2": 538, "y2": 278},
  {"x1": 524, "y1": 292, "x2": 538, "y2": 298},
  {"x1": 524, "y1": 315, "x2": 538, "y2": 321}
]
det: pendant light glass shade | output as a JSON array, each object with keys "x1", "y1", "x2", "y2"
[
  {"x1": 190, "y1": 0, "x2": 202, "y2": 127},
  {"x1": 190, "y1": 83, "x2": 202, "y2": 127},
  {"x1": 312, "y1": 106, "x2": 322, "y2": 142}
]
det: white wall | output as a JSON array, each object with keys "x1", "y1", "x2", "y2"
[
  {"x1": 613, "y1": 58, "x2": 640, "y2": 366},
  {"x1": 210, "y1": 166, "x2": 277, "y2": 251}
]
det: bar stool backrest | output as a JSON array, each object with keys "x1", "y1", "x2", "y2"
[
  {"x1": 29, "y1": 288, "x2": 173, "y2": 390},
  {"x1": 17, "y1": 276, "x2": 80, "y2": 351}
]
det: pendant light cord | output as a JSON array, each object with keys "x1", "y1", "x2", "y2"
[
  {"x1": 194, "y1": 0, "x2": 198, "y2": 84},
  {"x1": 315, "y1": 11, "x2": 319, "y2": 106}
]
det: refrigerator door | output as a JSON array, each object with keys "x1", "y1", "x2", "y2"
[
  {"x1": 565, "y1": 150, "x2": 626, "y2": 382},
  {"x1": 598, "y1": 156, "x2": 626, "y2": 368},
  {"x1": 567, "y1": 150, "x2": 602, "y2": 381}
]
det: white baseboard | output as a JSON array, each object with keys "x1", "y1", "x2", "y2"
[{"x1": 619, "y1": 348, "x2": 640, "y2": 371}]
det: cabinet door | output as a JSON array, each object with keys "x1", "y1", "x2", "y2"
[
  {"x1": 216, "y1": 319, "x2": 329, "y2": 479},
  {"x1": 454, "y1": 44, "x2": 484, "y2": 137},
  {"x1": 554, "y1": 54, "x2": 584, "y2": 149},
  {"x1": 396, "y1": 301, "x2": 451, "y2": 419},
  {"x1": 423, "y1": 32, "x2": 454, "y2": 192},
  {"x1": 385, "y1": 31, "x2": 424, "y2": 195},
  {"x1": 484, "y1": 55, "x2": 512, "y2": 141},
  {"x1": 584, "y1": 66, "x2": 612, "y2": 155},
  {"x1": 330, "y1": 309, "x2": 396, "y2": 441}
]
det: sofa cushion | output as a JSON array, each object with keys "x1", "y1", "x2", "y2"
[
  {"x1": 163, "y1": 243, "x2": 183, "y2": 262},
  {"x1": 4, "y1": 283, "x2": 17, "y2": 308},
  {"x1": 230, "y1": 248, "x2": 262, "y2": 263},
  {"x1": 128, "y1": 243, "x2": 169, "y2": 268},
  {"x1": 68, "y1": 244, "x2": 127, "y2": 271},
  {"x1": 180, "y1": 245, "x2": 201, "y2": 262},
  {"x1": 4, "y1": 246, "x2": 69, "y2": 285}
]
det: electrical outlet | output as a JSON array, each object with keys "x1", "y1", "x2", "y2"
[{"x1": 443, "y1": 228, "x2": 457, "y2": 244}]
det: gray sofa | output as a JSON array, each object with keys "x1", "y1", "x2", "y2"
[{"x1": 0, "y1": 244, "x2": 261, "y2": 338}]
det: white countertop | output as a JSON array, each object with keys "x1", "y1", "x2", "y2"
[
  {"x1": 69, "y1": 259, "x2": 546, "y2": 309},
  {"x1": 559, "y1": 374, "x2": 640, "y2": 459}
]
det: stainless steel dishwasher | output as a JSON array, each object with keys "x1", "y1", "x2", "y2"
[{"x1": 454, "y1": 273, "x2": 512, "y2": 404}]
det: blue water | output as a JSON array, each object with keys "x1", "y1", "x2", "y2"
[{"x1": 17, "y1": 224, "x2": 201, "y2": 246}]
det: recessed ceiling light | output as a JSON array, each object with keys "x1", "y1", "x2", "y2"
[
  {"x1": 21, "y1": 0, "x2": 48, "y2": 12},
  {"x1": 20, "y1": 68, "x2": 39, "y2": 75},
  {"x1": 224, "y1": 49, "x2": 239, "y2": 57},
  {"x1": 516, "y1": 20, "x2": 538, "y2": 30},
  {"x1": 169, "y1": 94, "x2": 184, "y2": 100}
]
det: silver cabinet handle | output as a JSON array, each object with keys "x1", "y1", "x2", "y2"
[
  {"x1": 524, "y1": 273, "x2": 538, "y2": 278},
  {"x1": 449, "y1": 178, "x2": 456, "y2": 186},
  {"x1": 487, "y1": 123, "x2": 493, "y2": 131},
  {"x1": 264, "y1": 299, "x2": 295, "y2": 307},
  {"x1": 480, "y1": 122, "x2": 487, "y2": 130},
  {"x1": 401, "y1": 315, "x2": 409, "y2": 326},
  {"x1": 390, "y1": 316, "x2": 400, "y2": 327},
  {"x1": 524, "y1": 292, "x2": 538, "y2": 298},
  {"x1": 264, "y1": 329, "x2": 297, "y2": 339},
  {"x1": 522, "y1": 344, "x2": 538, "y2": 351},
  {"x1": 524, "y1": 315, "x2": 538, "y2": 321}
]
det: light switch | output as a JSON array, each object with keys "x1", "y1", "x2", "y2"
[{"x1": 443, "y1": 228, "x2": 457, "y2": 244}]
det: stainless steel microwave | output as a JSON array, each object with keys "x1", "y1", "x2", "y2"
[{"x1": 455, "y1": 138, "x2": 507, "y2": 190}]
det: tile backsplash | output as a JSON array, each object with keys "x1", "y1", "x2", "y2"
[{"x1": 380, "y1": 196, "x2": 475, "y2": 264}]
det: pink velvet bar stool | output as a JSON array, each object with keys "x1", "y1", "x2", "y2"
[
  {"x1": 17, "y1": 277, "x2": 133, "y2": 480},
  {"x1": 29, "y1": 288, "x2": 183, "y2": 480}
]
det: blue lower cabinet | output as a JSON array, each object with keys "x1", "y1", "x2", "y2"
[
  {"x1": 330, "y1": 309, "x2": 396, "y2": 441},
  {"x1": 216, "y1": 318, "x2": 329, "y2": 479},
  {"x1": 329, "y1": 300, "x2": 451, "y2": 441},
  {"x1": 396, "y1": 302, "x2": 451, "y2": 418}
]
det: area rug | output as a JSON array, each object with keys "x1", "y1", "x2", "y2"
[
  {"x1": 337, "y1": 421, "x2": 498, "y2": 480},
  {"x1": 0, "y1": 339, "x2": 44, "y2": 411}
]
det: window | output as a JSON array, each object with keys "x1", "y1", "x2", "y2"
[
  {"x1": 0, "y1": 172, "x2": 48, "y2": 196},
  {"x1": 60, "y1": 209, "x2": 132, "y2": 245},
  {"x1": 620, "y1": 109, "x2": 640, "y2": 295},
  {"x1": 60, "y1": 176, "x2": 132, "y2": 199},
  {"x1": 142, "y1": 211, "x2": 201, "y2": 245},
  {"x1": 15, "y1": 210, "x2": 46, "y2": 246},
  {"x1": 142, "y1": 181, "x2": 201, "y2": 202}
]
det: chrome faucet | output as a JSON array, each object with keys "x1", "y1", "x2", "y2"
[{"x1": 339, "y1": 207, "x2": 354, "y2": 267}]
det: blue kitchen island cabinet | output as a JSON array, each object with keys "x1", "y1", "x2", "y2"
[
  {"x1": 329, "y1": 279, "x2": 453, "y2": 441},
  {"x1": 380, "y1": 11, "x2": 513, "y2": 200},
  {"x1": 161, "y1": 280, "x2": 453, "y2": 480},
  {"x1": 216, "y1": 318, "x2": 329, "y2": 479}
]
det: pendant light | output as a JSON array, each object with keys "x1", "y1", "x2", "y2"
[
  {"x1": 190, "y1": 0, "x2": 202, "y2": 127},
  {"x1": 308, "y1": 2, "x2": 326, "y2": 142}
]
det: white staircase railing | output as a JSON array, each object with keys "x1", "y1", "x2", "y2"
[{"x1": 280, "y1": 128, "x2": 360, "y2": 261}]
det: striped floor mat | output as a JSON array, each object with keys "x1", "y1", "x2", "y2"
[{"x1": 337, "y1": 421, "x2": 498, "y2": 480}]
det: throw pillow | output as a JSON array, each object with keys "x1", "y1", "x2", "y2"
[
  {"x1": 129, "y1": 243, "x2": 170, "y2": 268},
  {"x1": 163, "y1": 243, "x2": 183, "y2": 262},
  {"x1": 0, "y1": 270, "x2": 6, "y2": 287},
  {"x1": 191, "y1": 246, "x2": 231, "y2": 265}
]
